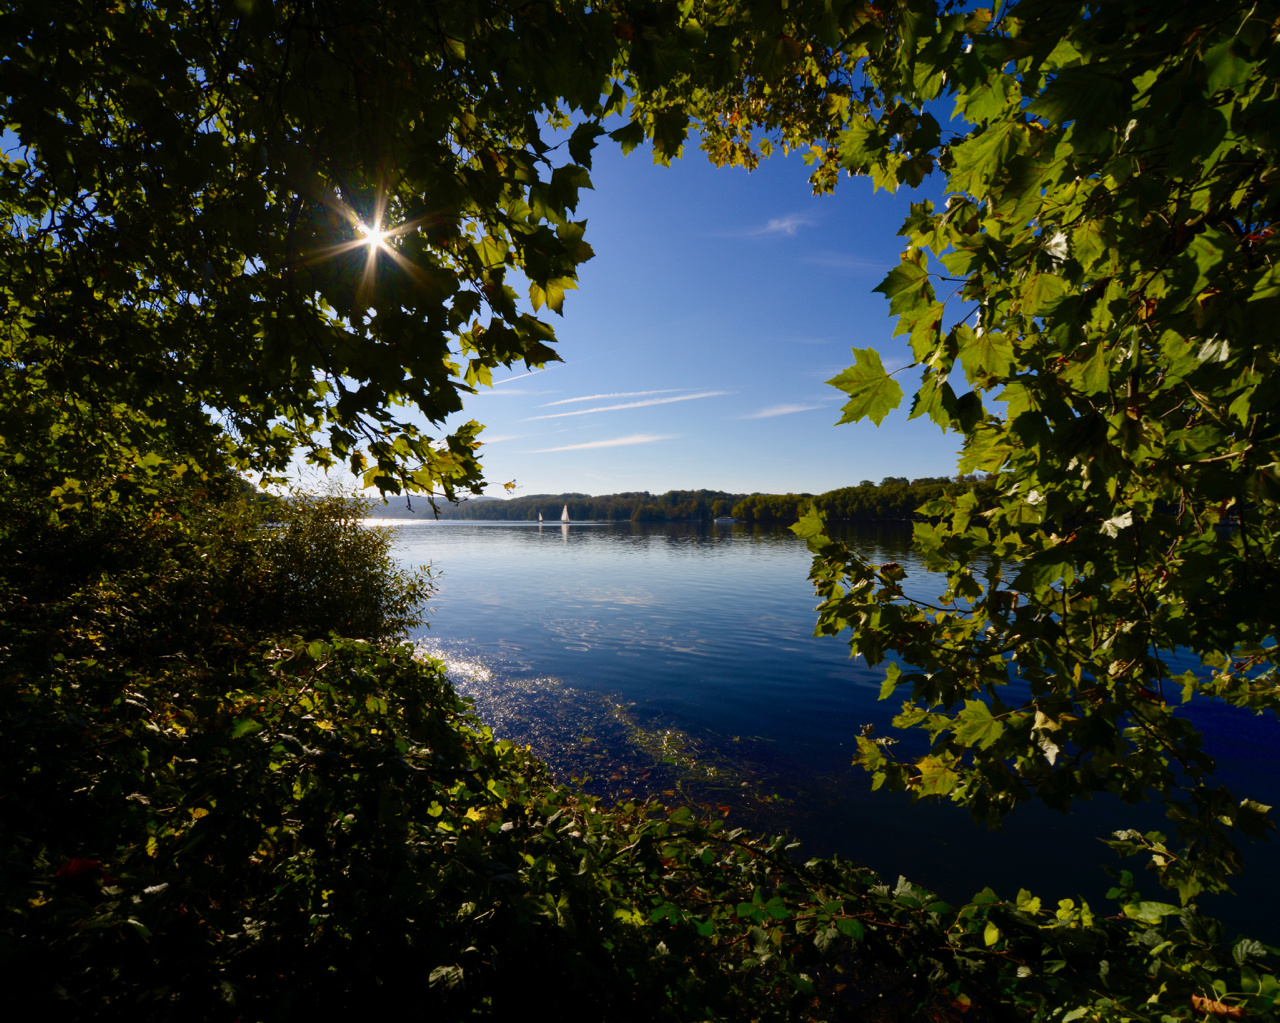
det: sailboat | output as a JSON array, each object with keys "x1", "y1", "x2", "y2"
[
  {"x1": 560, "y1": 504, "x2": 570, "y2": 523},
  {"x1": 538, "y1": 512, "x2": 543, "y2": 522}
]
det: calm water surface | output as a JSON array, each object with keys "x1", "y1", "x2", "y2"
[{"x1": 389, "y1": 519, "x2": 1279, "y2": 934}]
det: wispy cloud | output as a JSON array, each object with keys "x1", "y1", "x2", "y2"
[
  {"x1": 540, "y1": 389, "x2": 684, "y2": 408},
  {"x1": 741, "y1": 403, "x2": 826, "y2": 419},
  {"x1": 478, "y1": 434, "x2": 521, "y2": 444},
  {"x1": 534, "y1": 433, "x2": 678, "y2": 453},
  {"x1": 524, "y1": 391, "x2": 728, "y2": 421},
  {"x1": 750, "y1": 214, "x2": 816, "y2": 237},
  {"x1": 493, "y1": 367, "x2": 550, "y2": 386}
]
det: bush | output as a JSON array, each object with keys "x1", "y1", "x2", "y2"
[
  {"x1": 257, "y1": 492, "x2": 431, "y2": 641},
  {"x1": 2, "y1": 633, "x2": 870, "y2": 1018},
  {"x1": 0, "y1": 475, "x2": 430, "y2": 677}
]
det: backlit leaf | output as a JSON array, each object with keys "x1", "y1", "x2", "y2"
[
  {"x1": 916, "y1": 755, "x2": 960, "y2": 796},
  {"x1": 954, "y1": 700, "x2": 1003, "y2": 750},
  {"x1": 828, "y1": 348, "x2": 905, "y2": 426}
]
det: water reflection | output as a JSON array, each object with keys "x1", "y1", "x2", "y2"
[{"x1": 388, "y1": 519, "x2": 1280, "y2": 934}]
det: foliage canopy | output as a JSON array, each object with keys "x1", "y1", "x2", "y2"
[{"x1": 2, "y1": 0, "x2": 644, "y2": 496}]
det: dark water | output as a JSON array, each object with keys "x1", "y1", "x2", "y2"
[{"x1": 389, "y1": 519, "x2": 1279, "y2": 936}]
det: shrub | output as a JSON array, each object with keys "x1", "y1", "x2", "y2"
[
  {"x1": 0, "y1": 475, "x2": 430, "y2": 677},
  {"x1": 256, "y1": 492, "x2": 431, "y2": 642}
]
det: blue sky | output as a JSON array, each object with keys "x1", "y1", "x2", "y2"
[{"x1": 411, "y1": 138, "x2": 964, "y2": 497}]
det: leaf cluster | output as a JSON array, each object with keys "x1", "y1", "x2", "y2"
[
  {"x1": 695, "y1": 0, "x2": 1280, "y2": 903},
  {"x1": 1, "y1": 0, "x2": 669, "y2": 499}
]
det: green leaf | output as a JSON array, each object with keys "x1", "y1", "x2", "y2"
[
  {"x1": 954, "y1": 700, "x2": 1003, "y2": 750},
  {"x1": 873, "y1": 256, "x2": 933, "y2": 316},
  {"x1": 608, "y1": 119, "x2": 646, "y2": 156},
  {"x1": 1234, "y1": 938, "x2": 1270, "y2": 965},
  {"x1": 567, "y1": 122, "x2": 605, "y2": 166},
  {"x1": 908, "y1": 373, "x2": 958, "y2": 429},
  {"x1": 529, "y1": 277, "x2": 576, "y2": 314},
  {"x1": 828, "y1": 348, "x2": 905, "y2": 426},
  {"x1": 949, "y1": 121, "x2": 1021, "y2": 196},
  {"x1": 958, "y1": 326, "x2": 1014, "y2": 380},
  {"x1": 1236, "y1": 799, "x2": 1274, "y2": 839},
  {"x1": 813, "y1": 925, "x2": 840, "y2": 953},
  {"x1": 906, "y1": 302, "x2": 946, "y2": 360},
  {"x1": 1122, "y1": 901, "x2": 1180, "y2": 925},
  {"x1": 955, "y1": 72, "x2": 1014, "y2": 125},
  {"x1": 790, "y1": 503, "x2": 826, "y2": 540},
  {"x1": 1062, "y1": 344, "x2": 1111, "y2": 394},
  {"x1": 1015, "y1": 889, "x2": 1042, "y2": 915},
  {"x1": 1072, "y1": 220, "x2": 1107, "y2": 269},
  {"x1": 650, "y1": 108, "x2": 690, "y2": 162},
  {"x1": 854, "y1": 735, "x2": 887, "y2": 773},
  {"x1": 1026, "y1": 67, "x2": 1128, "y2": 145},
  {"x1": 231, "y1": 718, "x2": 264, "y2": 739},
  {"x1": 126, "y1": 917, "x2": 153, "y2": 939},
  {"x1": 1203, "y1": 40, "x2": 1251, "y2": 95},
  {"x1": 836, "y1": 117, "x2": 883, "y2": 175},
  {"x1": 879, "y1": 662, "x2": 903, "y2": 700},
  {"x1": 917, "y1": 755, "x2": 960, "y2": 796},
  {"x1": 1020, "y1": 272, "x2": 1067, "y2": 316},
  {"x1": 835, "y1": 917, "x2": 865, "y2": 941}
]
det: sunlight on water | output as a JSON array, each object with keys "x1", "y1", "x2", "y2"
[
  {"x1": 413, "y1": 639, "x2": 491, "y2": 685},
  {"x1": 412, "y1": 633, "x2": 803, "y2": 832}
]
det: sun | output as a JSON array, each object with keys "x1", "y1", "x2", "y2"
[
  {"x1": 299, "y1": 193, "x2": 437, "y2": 307},
  {"x1": 357, "y1": 221, "x2": 391, "y2": 249}
]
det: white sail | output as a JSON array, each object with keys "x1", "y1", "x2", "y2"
[
  {"x1": 560, "y1": 504, "x2": 570, "y2": 523},
  {"x1": 538, "y1": 512, "x2": 543, "y2": 522}
]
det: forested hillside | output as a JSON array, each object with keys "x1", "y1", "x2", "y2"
[
  {"x1": 406, "y1": 488, "x2": 743, "y2": 521},
  {"x1": 732, "y1": 476, "x2": 996, "y2": 524},
  {"x1": 377, "y1": 477, "x2": 997, "y2": 524}
]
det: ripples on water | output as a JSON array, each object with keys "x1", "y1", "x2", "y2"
[
  {"x1": 390, "y1": 519, "x2": 1280, "y2": 935},
  {"x1": 413, "y1": 636, "x2": 806, "y2": 837}
]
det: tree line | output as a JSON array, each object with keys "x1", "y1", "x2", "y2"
[
  {"x1": 731, "y1": 475, "x2": 997, "y2": 524},
  {"x1": 426, "y1": 488, "x2": 741, "y2": 521},
  {"x1": 409, "y1": 477, "x2": 997, "y2": 524}
]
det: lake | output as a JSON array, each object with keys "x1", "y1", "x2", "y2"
[{"x1": 389, "y1": 518, "x2": 1279, "y2": 935}]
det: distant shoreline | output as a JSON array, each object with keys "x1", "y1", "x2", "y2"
[{"x1": 367, "y1": 477, "x2": 996, "y2": 526}]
